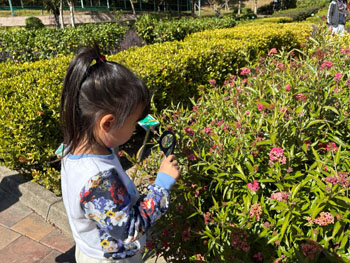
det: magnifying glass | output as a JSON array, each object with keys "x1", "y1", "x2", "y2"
[{"x1": 159, "y1": 131, "x2": 176, "y2": 157}]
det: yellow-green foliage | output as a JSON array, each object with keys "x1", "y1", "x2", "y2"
[
  {"x1": 244, "y1": 17, "x2": 294, "y2": 24},
  {"x1": 0, "y1": 56, "x2": 72, "y2": 194},
  {"x1": 0, "y1": 22, "x2": 312, "y2": 193}
]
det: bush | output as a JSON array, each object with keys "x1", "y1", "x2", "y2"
[
  {"x1": 272, "y1": 6, "x2": 321, "y2": 21},
  {"x1": 140, "y1": 31, "x2": 350, "y2": 262},
  {"x1": 135, "y1": 14, "x2": 236, "y2": 44},
  {"x1": 0, "y1": 55, "x2": 71, "y2": 194},
  {"x1": 0, "y1": 23, "x2": 128, "y2": 63},
  {"x1": 25, "y1": 16, "x2": 45, "y2": 30}
]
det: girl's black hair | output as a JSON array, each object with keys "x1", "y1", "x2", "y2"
[{"x1": 60, "y1": 45, "x2": 150, "y2": 157}]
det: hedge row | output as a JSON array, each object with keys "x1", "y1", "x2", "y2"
[
  {"x1": 271, "y1": 6, "x2": 321, "y2": 21},
  {"x1": 0, "y1": 22, "x2": 313, "y2": 193},
  {"x1": 135, "y1": 14, "x2": 236, "y2": 44},
  {"x1": 0, "y1": 15, "x2": 236, "y2": 63},
  {"x1": 112, "y1": 23, "x2": 313, "y2": 110},
  {"x1": 0, "y1": 23, "x2": 128, "y2": 63}
]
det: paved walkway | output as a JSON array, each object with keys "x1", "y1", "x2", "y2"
[
  {"x1": 0, "y1": 13, "x2": 135, "y2": 27},
  {"x1": 0, "y1": 172, "x2": 76, "y2": 262},
  {"x1": 0, "y1": 166, "x2": 165, "y2": 263}
]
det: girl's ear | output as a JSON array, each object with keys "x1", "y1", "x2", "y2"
[{"x1": 99, "y1": 114, "x2": 115, "y2": 133}]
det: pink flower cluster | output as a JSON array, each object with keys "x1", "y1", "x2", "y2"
[
  {"x1": 312, "y1": 212, "x2": 334, "y2": 226},
  {"x1": 257, "y1": 104, "x2": 266, "y2": 112},
  {"x1": 231, "y1": 230, "x2": 250, "y2": 252},
  {"x1": 249, "y1": 203, "x2": 262, "y2": 221},
  {"x1": 253, "y1": 252, "x2": 263, "y2": 262},
  {"x1": 326, "y1": 142, "x2": 338, "y2": 152},
  {"x1": 322, "y1": 171, "x2": 350, "y2": 188},
  {"x1": 270, "y1": 192, "x2": 290, "y2": 202},
  {"x1": 269, "y1": 147, "x2": 286, "y2": 164},
  {"x1": 334, "y1": 73, "x2": 343, "y2": 82},
  {"x1": 240, "y1": 67, "x2": 251, "y2": 75},
  {"x1": 203, "y1": 126, "x2": 212, "y2": 135},
  {"x1": 340, "y1": 47, "x2": 350, "y2": 54},
  {"x1": 301, "y1": 240, "x2": 322, "y2": 259},
  {"x1": 248, "y1": 180, "x2": 260, "y2": 191},
  {"x1": 295, "y1": 93, "x2": 307, "y2": 102},
  {"x1": 285, "y1": 84, "x2": 291, "y2": 91},
  {"x1": 320, "y1": 60, "x2": 333, "y2": 70},
  {"x1": 268, "y1": 48, "x2": 278, "y2": 57},
  {"x1": 184, "y1": 127, "x2": 194, "y2": 136}
]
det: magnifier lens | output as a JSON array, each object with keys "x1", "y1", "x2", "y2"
[{"x1": 161, "y1": 134, "x2": 173, "y2": 148}]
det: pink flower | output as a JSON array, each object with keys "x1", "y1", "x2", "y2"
[
  {"x1": 231, "y1": 230, "x2": 250, "y2": 252},
  {"x1": 248, "y1": 180, "x2": 260, "y2": 192},
  {"x1": 253, "y1": 252, "x2": 263, "y2": 262},
  {"x1": 240, "y1": 67, "x2": 251, "y2": 75},
  {"x1": 295, "y1": 93, "x2": 307, "y2": 102},
  {"x1": 326, "y1": 142, "x2": 337, "y2": 152},
  {"x1": 314, "y1": 212, "x2": 334, "y2": 226},
  {"x1": 216, "y1": 120, "x2": 224, "y2": 126},
  {"x1": 268, "y1": 48, "x2": 278, "y2": 56},
  {"x1": 187, "y1": 154, "x2": 196, "y2": 161},
  {"x1": 334, "y1": 73, "x2": 343, "y2": 82},
  {"x1": 184, "y1": 127, "x2": 194, "y2": 136},
  {"x1": 340, "y1": 47, "x2": 350, "y2": 54},
  {"x1": 285, "y1": 84, "x2": 291, "y2": 91},
  {"x1": 203, "y1": 126, "x2": 212, "y2": 134},
  {"x1": 181, "y1": 226, "x2": 191, "y2": 242},
  {"x1": 209, "y1": 79, "x2": 216, "y2": 85},
  {"x1": 257, "y1": 104, "x2": 265, "y2": 112},
  {"x1": 269, "y1": 147, "x2": 286, "y2": 164},
  {"x1": 249, "y1": 203, "x2": 262, "y2": 221},
  {"x1": 301, "y1": 240, "x2": 322, "y2": 259},
  {"x1": 320, "y1": 60, "x2": 333, "y2": 70},
  {"x1": 270, "y1": 192, "x2": 290, "y2": 202}
]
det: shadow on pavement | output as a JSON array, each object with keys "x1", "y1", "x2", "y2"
[{"x1": 55, "y1": 246, "x2": 76, "y2": 263}]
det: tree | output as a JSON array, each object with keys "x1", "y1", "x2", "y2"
[
  {"x1": 67, "y1": 0, "x2": 75, "y2": 27},
  {"x1": 254, "y1": 0, "x2": 257, "y2": 14},
  {"x1": 59, "y1": 0, "x2": 64, "y2": 29},
  {"x1": 43, "y1": 0, "x2": 61, "y2": 28}
]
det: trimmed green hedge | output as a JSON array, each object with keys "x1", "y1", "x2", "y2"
[
  {"x1": 0, "y1": 23, "x2": 128, "y2": 63},
  {"x1": 135, "y1": 14, "x2": 236, "y2": 44},
  {"x1": 113, "y1": 23, "x2": 313, "y2": 110},
  {"x1": 271, "y1": 6, "x2": 321, "y2": 21},
  {"x1": 0, "y1": 22, "x2": 312, "y2": 193}
]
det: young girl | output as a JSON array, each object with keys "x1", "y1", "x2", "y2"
[{"x1": 60, "y1": 46, "x2": 180, "y2": 263}]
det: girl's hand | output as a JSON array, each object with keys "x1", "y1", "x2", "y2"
[{"x1": 159, "y1": 155, "x2": 181, "y2": 180}]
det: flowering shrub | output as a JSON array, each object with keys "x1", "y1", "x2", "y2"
[{"x1": 139, "y1": 29, "x2": 350, "y2": 262}]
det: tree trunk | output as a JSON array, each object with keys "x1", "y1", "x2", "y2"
[
  {"x1": 68, "y1": 0, "x2": 75, "y2": 27},
  {"x1": 238, "y1": 0, "x2": 241, "y2": 15},
  {"x1": 129, "y1": 0, "x2": 136, "y2": 17},
  {"x1": 191, "y1": 0, "x2": 195, "y2": 16},
  {"x1": 223, "y1": 0, "x2": 229, "y2": 11},
  {"x1": 254, "y1": 0, "x2": 257, "y2": 14},
  {"x1": 59, "y1": 0, "x2": 64, "y2": 29}
]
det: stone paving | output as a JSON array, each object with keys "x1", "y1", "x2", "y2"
[{"x1": 0, "y1": 187, "x2": 76, "y2": 262}]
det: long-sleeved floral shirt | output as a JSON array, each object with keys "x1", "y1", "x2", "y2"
[{"x1": 80, "y1": 168, "x2": 171, "y2": 260}]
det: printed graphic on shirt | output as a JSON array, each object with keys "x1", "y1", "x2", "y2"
[{"x1": 80, "y1": 168, "x2": 169, "y2": 259}]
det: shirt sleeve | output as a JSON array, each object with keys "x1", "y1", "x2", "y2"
[{"x1": 79, "y1": 168, "x2": 173, "y2": 259}]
